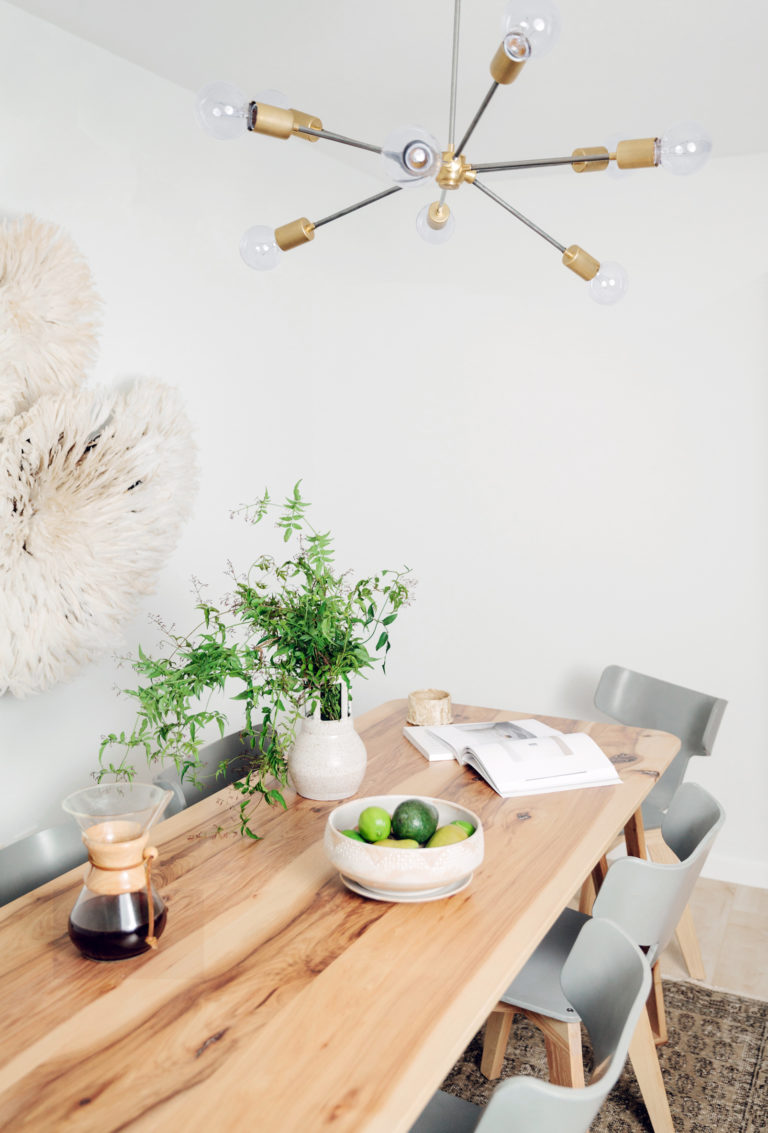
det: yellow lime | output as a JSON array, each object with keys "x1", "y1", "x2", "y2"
[
  {"x1": 373, "y1": 837, "x2": 420, "y2": 848},
  {"x1": 391, "y1": 798, "x2": 439, "y2": 844},
  {"x1": 451, "y1": 820, "x2": 475, "y2": 837},
  {"x1": 426, "y1": 824, "x2": 469, "y2": 848},
  {"x1": 358, "y1": 805, "x2": 391, "y2": 843}
]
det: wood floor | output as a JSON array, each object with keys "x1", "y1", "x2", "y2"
[{"x1": 659, "y1": 877, "x2": 768, "y2": 999}]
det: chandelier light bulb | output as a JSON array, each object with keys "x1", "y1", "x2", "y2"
[
  {"x1": 658, "y1": 122, "x2": 712, "y2": 176},
  {"x1": 589, "y1": 262, "x2": 628, "y2": 305},
  {"x1": 502, "y1": 0, "x2": 561, "y2": 57},
  {"x1": 380, "y1": 125, "x2": 441, "y2": 188},
  {"x1": 239, "y1": 226, "x2": 283, "y2": 270},
  {"x1": 195, "y1": 80, "x2": 249, "y2": 141},
  {"x1": 416, "y1": 202, "x2": 456, "y2": 244},
  {"x1": 503, "y1": 31, "x2": 531, "y2": 63}
]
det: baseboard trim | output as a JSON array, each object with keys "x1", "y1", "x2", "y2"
[
  {"x1": 700, "y1": 852, "x2": 768, "y2": 890},
  {"x1": 608, "y1": 843, "x2": 768, "y2": 891}
]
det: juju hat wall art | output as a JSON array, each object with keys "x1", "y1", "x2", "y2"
[
  {"x1": 0, "y1": 381, "x2": 197, "y2": 697},
  {"x1": 0, "y1": 215, "x2": 102, "y2": 424},
  {"x1": 0, "y1": 215, "x2": 198, "y2": 696}
]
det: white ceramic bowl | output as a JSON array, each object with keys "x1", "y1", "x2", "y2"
[{"x1": 324, "y1": 794, "x2": 484, "y2": 896}]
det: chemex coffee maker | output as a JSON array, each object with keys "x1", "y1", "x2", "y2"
[{"x1": 62, "y1": 782, "x2": 173, "y2": 961}]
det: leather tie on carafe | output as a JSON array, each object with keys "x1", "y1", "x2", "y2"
[{"x1": 143, "y1": 847, "x2": 158, "y2": 948}]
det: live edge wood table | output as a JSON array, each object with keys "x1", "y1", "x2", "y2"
[{"x1": 0, "y1": 701, "x2": 679, "y2": 1133}]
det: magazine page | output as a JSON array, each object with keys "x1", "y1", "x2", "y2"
[
  {"x1": 427, "y1": 718, "x2": 564, "y2": 757},
  {"x1": 461, "y1": 731, "x2": 621, "y2": 797},
  {"x1": 403, "y1": 718, "x2": 565, "y2": 763}
]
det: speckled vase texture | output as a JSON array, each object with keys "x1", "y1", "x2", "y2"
[{"x1": 288, "y1": 714, "x2": 367, "y2": 800}]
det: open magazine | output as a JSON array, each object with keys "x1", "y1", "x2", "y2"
[{"x1": 403, "y1": 718, "x2": 621, "y2": 798}]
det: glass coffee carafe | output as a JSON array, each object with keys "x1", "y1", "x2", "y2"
[{"x1": 62, "y1": 782, "x2": 173, "y2": 961}]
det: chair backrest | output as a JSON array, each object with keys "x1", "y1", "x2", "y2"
[
  {"x1": 153, "y1": 729, "x2": 253, "y2": 809},
  {"x1": 594, "y1": 664, "x2": 727, "y2": 824},
  {"x1": 475, "y1": 918, "x2": 651, "y2": 1133},
  {"x1": 0, "y1": 822, "x2": 87, "y2": 906},
  {"x1": 592, "y1": 782, "x2": 725, "y2": 965},
  {"x1": 152, "y1": 775, "x2": 187, "y2": 818}
]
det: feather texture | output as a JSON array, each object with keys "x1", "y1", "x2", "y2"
[
  {"x1": 0, "y1": 380, "x2": 197, "y2": 697},
  {"x1": 0, "y1": 215, "x2": 102, "y2": 424}
]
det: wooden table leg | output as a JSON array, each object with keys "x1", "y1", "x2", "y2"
[
  {"x1": 624, "y1": 807, "x2": 648, "y2": 859},
  {"x1": 578, "y1": 856, "x2": 608, "y2": 914},
  {"x1": 579, "y1": 804, "x2": 648, "y2": 914},
  {"x1": 621, "y1": 808, "x2": 673, "y2": 1049}
]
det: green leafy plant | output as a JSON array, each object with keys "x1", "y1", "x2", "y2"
[{"x1": 98, "y1": 483, "x2": 414, "y2": 838}]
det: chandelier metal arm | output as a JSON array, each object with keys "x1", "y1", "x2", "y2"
[
  {"x1": 473, "y1": 178, "x2": 566, "y2": 253},
  {"x1": 474, "y1": 153, "x2": 612, "y2": 173},
  {"x1": 294, "y1": 126, "x2": 382, "y2": 154},
  {"x1": 313, "y1": 186, "x2": 402, "y2": 230},
  {"x1": 455, "y1": 81, "x2": 499, "y2": 157},
  {"x1": 448, "y1": 0, "x2": 462, "y2": 149}
]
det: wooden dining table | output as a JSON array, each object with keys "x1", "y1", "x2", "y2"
[{"x1": 0, "y1": 700, "x2": 679, "y2": 1132}]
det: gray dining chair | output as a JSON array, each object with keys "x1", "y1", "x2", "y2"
[
  {"x1": 152, "y1": 729, "x2": 254, "y2": 810},
  {"x1": 0, "y1": 822, "x2": 88, "y2": 906},
  {"x1": 591, "y1": 663, "x2": 727, "y2": 978},
  {"x1": 481, "y1": 782, "x2": 725, "y2": 1133},
  {"x1": 410, "y1": 917, "x2": 651, "y2": 1133}
]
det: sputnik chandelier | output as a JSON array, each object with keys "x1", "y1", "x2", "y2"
[{"x1": 195, "y1": 0, "x2": 711, "y2": 304}]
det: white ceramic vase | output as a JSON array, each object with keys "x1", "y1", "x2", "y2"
[{"x1": 288, "y1": 712, "x2": 367, "y2": 801}]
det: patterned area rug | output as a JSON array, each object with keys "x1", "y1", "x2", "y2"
[{"x1": 441, "y1": 980, "x2": 768, "y2": 1131}]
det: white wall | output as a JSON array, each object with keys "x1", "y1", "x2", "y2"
[{"x1": 1, "y1": 3, "x2": 766, "y2": 885}]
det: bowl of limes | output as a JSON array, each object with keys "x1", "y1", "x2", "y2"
[{"x1": 324, "y1": 795, "x2": 484, "y2": 900}]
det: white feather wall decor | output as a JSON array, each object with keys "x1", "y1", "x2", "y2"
[
  {"x1": 0, "y1": 215, "x2": 101, "y2": 424},
  {"x1": 0, "y1": 379, "x2": 198, "y2": 697}
]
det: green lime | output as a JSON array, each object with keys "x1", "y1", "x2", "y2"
[
  {"x1": 391, "y1": 798, "x2": 439, "y2": 844},
  {"x1": 373, "y1": 837, "x2": 420, "y2": 848},
  {"x1": 341, "y1": 829, "x2": 365, "y2": 841},
  {"x1": 426, "y1": 824, "x2": 469, "y2": 848},
  {"x1": 451, "y1": 820, "x2": 475, "y2": 837},
  {"x1": 357, "y1": 805, "x2": 392, "y2": 843}
]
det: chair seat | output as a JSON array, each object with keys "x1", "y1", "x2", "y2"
[
  {"x1": 500, "y1": 906, "x2": 588, "y2": 1022},
  {"x1": 408, "y1": 1088, "x2": 482, "y2": 1133}
]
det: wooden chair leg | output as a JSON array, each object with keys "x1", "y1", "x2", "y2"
[
  {"x1": 672, "y1": 903, "x2": 706, "y2": 980},
  {"x1": 480, "y1": 1005, "x2": 515, "y2": 1080},
  {"x1": 628, "y1": 1006, "x2": 674, "y2": 1133},
  {"x1": 646, "y1": 961, "x2": 668, "y2": 1046},
  {"x1": 646, "y1": 827, "x2": 706, "y2": 981},
  {"x1": 523, "y1": 1011, "x2": 585, "y2": 1088}
]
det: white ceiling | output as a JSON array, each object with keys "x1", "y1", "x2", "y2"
[{"x1": 7, "y1": 0, "x2": 768, "y2": 172}]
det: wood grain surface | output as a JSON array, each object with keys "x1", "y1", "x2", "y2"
[{"x1": 0, "y1": 700, "x2": 679, "y2": 1132}]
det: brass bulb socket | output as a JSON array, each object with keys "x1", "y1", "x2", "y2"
[
  {"x1": 562, "y1": 245, "x2": 600, "y2": 281},
  {"x1": 250, "y1": 102, "x2": 294, "y2": 140},
  {"x1": 615, "y1": 137, "x2": 658, "y2": 169},
  {"x1": 427, "y1": 202, "x2": 451, "y2": 230},
  {"x1": 571, "y1": 146, "x2": 610, "y2": 173},
  {"x1": 291, "y1": 108, "x2": 323, "y2": 141},
  {"x1": 490, "y1": 42, "x2": 526, "y2": 85},
  {"x1": 274, "y1": 218, "x2": 316, "y2": 251}
]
